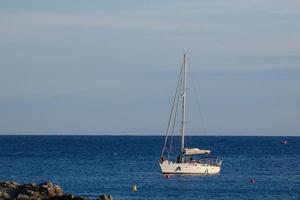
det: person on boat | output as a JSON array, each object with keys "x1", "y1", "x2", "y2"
[{"x1": 176, "y1": 156, "x2": 181, "y2": 163}]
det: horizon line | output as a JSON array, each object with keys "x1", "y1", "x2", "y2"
[{"x1": 0, "y1": 133, "x2": 298, "y2": 137}]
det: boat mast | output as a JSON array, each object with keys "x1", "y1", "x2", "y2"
[{"x1": 180, "y1": 54, "x2": 187, "y2": 158}]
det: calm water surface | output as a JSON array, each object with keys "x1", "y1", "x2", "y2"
[{"x1": 0, "y1": 136, "x2": 299, "y2": 200}]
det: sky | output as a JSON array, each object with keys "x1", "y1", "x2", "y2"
[{"x1": 0, "y1": 0, "x2": 299, "y2": 135}]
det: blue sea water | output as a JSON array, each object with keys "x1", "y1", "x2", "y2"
[{"x1": 0, "y1": 136, "x2": 299, "y2": 200}]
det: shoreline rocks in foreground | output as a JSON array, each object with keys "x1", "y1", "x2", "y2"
[{"x1": 0, "y1": 181, "x2": 112, "y2": 200}]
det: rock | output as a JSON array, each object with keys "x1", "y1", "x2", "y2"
[
  {"x1": 20, "y1": 188, "x2": 35, "y2": 195},
  {"x1": 98, "y1": 194, "x2": 113, "y2": 200},
  {"x1": 5, "y1": 181, "x2": 18, "y2": 186},
  {"x1": 26, "y1": 183, "x2": 37, "y2": 189},
  {"x1": 0, "y1": 191, "x2": 10, "y2": 199},
  {"x1": 35, "y1": 181, "x2": 64, "y2": 198},
  {"x1": 0, "y1": 181, "x2": 91, "y2": 200},
  {"x1": 17, "y1": 193, "x2": 32, "y2": 200},
  {"x1": 45, "y1": 185, "x2": 64, "y2": 197},
  {"x1": 50, "y1": 194, "x2": 89, "y2": 200},
  {"x1": 1, "y1": 181, "x2": 19, "y2": 189},
  {"x1": 40, "y1": 181, "x2": 54, "y2": 189}
]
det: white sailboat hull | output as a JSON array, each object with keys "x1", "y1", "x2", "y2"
[{"x1": 159, "y1": 161, "x2": 221, "y2": 174}]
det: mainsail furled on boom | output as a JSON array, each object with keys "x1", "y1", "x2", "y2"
[{"x1": 183, "y1": 148, "x2": 211, "y2": 155}]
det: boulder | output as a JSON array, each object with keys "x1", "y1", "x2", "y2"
[
  {"x1": 1, "y1": 181, "x2": 19, "y2": 189},
  {"x1": 0, "y1": 180, "x2": 107, "y2": 200},
  {"x1": 0, "y1": 181, "x2": 65, "y2": 200},
  {"x1": 98, "y1": 194, "x2": 113, "y2": 200},
  {"x1": 20, "y1": 188, "x2": 35, "y2": 196},
  {"x1": 39, "y1": 181, "x2": 54, "y2": 189},
  {"x1": 17, "y1": 193, "x2": 31, "y2": 200},
  {"x1": 50, "y1": 194, "x2": 89, "y2": 200},
  {"x1": 0, "y1": 191, "x2": 10, "y2": 199},
  {"x1": 44, "y1": 184, "x2": 63, "y2": 198}
]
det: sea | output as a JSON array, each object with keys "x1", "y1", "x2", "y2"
[{"x1": 0, "y1": 136, "x2": 299, "y2": 200}]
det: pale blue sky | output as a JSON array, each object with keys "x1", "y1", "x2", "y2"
[{"x1": 0, "y1": 0, "x2": 299, "y2": 135}]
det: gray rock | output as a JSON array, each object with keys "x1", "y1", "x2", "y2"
[
  {"x1": 17, "y1": 193, "x2": 31, "y2": 200},
  {"x1": 40, "y1": 181, "x2": 54, "y2": 189},
  {"x1": 50, "y1": 194, "x2": 89, "y2": 200},
  {"x1": 0, "y1": 181, "x2": 91, "y2": 200},
  {"x1": 44, "y1": 184, "x2": 64, "y2": 198},
  {"x1": 98, "y1": 194, "x2": 113, "y2": 200},
  {"x1": 25, "y1": 183, "x2": 37, "y2": 189},
  {"x1": 0, "y1": 191, "x2": 10, "y2": 199},
  {"x1": 20, "y1": 188, "x2": 35, "y2": 195},
  {"x1": 1, "y1": 181, "x2": 18, "y2": 189}
]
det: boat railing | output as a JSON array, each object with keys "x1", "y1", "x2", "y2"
[{"x1": 196, "y1": 157, "x2": 222, "y2": 166}]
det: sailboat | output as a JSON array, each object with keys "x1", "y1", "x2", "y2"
[{"x1": 159, "y1": 54, "x2": 222, "y2": 174}]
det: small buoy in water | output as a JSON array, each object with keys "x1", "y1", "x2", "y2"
[
  {"x1": 281, "y1": 140, "x2": 288, "y2": 144},
  {"x1": 165, "y1": 175, "x2": 171, "y2": 179},
  {"x1": 131, "y1": 185, "x2": 138, "y2": 192},
  {"x1": 250, "y1": 179, "x2": 256, "y2": 184},
  {"x1": 114, "y1": 152, "x2": 118, "y2": 155}
]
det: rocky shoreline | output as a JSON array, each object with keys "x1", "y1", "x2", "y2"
[{"x1": 0, "y1": 181, "x2": 112, "y2": 200}]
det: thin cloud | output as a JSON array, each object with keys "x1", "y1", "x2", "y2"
[{"x1": 0, "y1": 12, "x2": 217, "y2": 34}]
